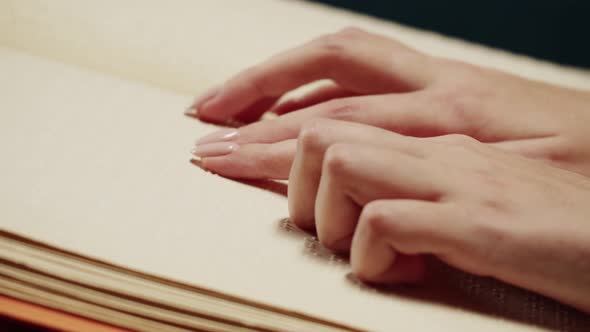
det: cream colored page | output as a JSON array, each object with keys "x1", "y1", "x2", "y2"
[
  {"x1": 0, "y1": 48, "x2": 543, "y2": 332},
  {"x1": 0, "y1": 0, "x2": 584, "y2": 330},
  {"x1": 0, "y1": 1, "x2": 15, "y2": 45},
  {"x1": 3, "y1": 0, "x2": 590, "y2": 96}
]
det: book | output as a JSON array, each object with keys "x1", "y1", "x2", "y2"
[
  {"x1": 1, "y1": 1, "x2": 589, "y2": 331},
  {"x1": 0, "y1": 295, "x2": 130, "y2": 332}
]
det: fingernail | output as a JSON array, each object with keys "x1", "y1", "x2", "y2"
[
  {"x1": 185, "y1": 86, "x2": 221, "y2": 116},
  {"x1": 196, "y1": 128, "x2": 239, "y2": 145},
  {"x1": 191, "y1": 142, "x2": 239, "y2": 158},
  {"x1": 184, "y1": 105, "x2": 199, "y2": 117}
]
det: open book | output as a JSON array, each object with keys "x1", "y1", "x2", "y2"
[{"x1": 1, "y1": 1, "x2": 589, "y2": 331}]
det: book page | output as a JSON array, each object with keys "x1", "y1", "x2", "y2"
[
  {"x1": 0, "y1": 48, "x2": 549, "y2": 331},
  {"x1": 0, "y1": 295, "x2": 130, "y2": 332},
  {"x1": 2, "y1": 0, "x2": 589, "y2": 97},
  {"x1": 1, "y1": 0, "x2": 589, "y2": 330},
  {"x1": 0, "y1": 6, "x2": 12, "y2": 45}
]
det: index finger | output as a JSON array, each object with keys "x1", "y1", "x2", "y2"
[{"x1": 194, "y1": 28, "x2": 435, "y2": 122}]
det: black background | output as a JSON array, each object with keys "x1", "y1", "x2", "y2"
[{"x1": 313, "y1": 0, "x2": 590, "y2": 68}]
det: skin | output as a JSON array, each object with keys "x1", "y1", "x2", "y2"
[
  {"x1": 187, "y1": 28, "x2": 590, "y2": 313},
  {"x1": 188, "y1": 27, "x2": 590, "y2": 180},
  {"x1": 288, "y1": 119, "x2": 590, "y2": 314}
]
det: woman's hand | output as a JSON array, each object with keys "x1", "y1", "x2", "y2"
[
  {"x1": 188, "y1": 28, "x2": 590, "y2": 179},
  {"x1": 286, "y1": 118, "x2": 590, "y2": 314}
]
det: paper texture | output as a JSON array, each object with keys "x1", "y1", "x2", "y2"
[
  {"x1": 2, "y1": 0, "x2": 590, "y2": 96},
  {"x1": 0, "y1": 0, "x2": 589, "y2": 331},
  {"x1": 1, "y1": 231, "x2": 363, "y2": 332},
  {"x1": 0, "y1": 46, "x2": 548, "y2": 332},
  {"x1": 0, "y1": 295, "x2": 130, "y2": 332}
]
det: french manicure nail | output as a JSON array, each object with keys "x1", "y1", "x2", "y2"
[
  {"x1": 196, "y1": 128, "x2": 239, "y2": 145},
  {"x1": 184, "y1": 86, "x2": 221, "y2": 116},
  {"x1": 191, "y1": 142, "x2": 239, "y2": 158},
  {"x1": 184, "y1": 105, "x2": 199, "y2": 117}
]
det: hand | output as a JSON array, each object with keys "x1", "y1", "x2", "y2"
[
  {"x1": 286, "y1": 118, "x2": 590, "y2": 314},
  {"x1": 188, "y1": 28, "x2": 590, "y2": 179}
]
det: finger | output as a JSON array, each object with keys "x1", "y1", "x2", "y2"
[
  {"x1": 197, "y1": 28, "x2": 434, "y2": 122},
  {"x1": 351, "y1": 200, "x2": 459, "y2": 284},
  {"x1": 424, "y1": 133, "x2": 481, "y2": 145},
  {"x1": 197, "y1": 91, "x2": 468, "y2": 148},
  {"x1": 312, "y1": 144, "x2": 445, "y2": 252},
  {"x1": 196, "y1": 140, "x2": 296, "y2": 180},
  {"x1": 488, "y1": 136, "x2": 563, "y2": 160},
  {"x1": 489, "y1": 137, "x2": 585, "y2": 176},
  {"x1": 196, "y1": 96, "x2": 281, "y2": 125},
  {"x1": 185, "y1": 86, "x2": 222, "y2": 117},
  {"x1": 269, "y1": 82, "x2": 357, "y2": 116},
  {"x1": 187, "y1": 88, "x2": 280, "y2": 125},
  {"x1": 232, "y1": 96, "x2": 281, "y2": 124},
  {"x1": 195, "y1": 117, "x2": 426, "y2": 181},
  {"x1": 288, "y1": 119, "x2": 427, "y2": 229}
]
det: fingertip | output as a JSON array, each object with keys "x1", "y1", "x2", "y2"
[
  {"x1": 197, "y1": 141, "x2": 295, "y2": 180},
  {"x1": 287, "y1": 208, "x2": 317, "y2": 232},
  {"x1": 198, "y1": 155, "x2": 246, "y2": 178},
  {"x1": 197, "y1": 93, "x2": 278, "y2": 126},
  {"x1": 184, "y1": 104, "x2": 199, "y2": 118},
  {"x1": 196, "y1": 95, "x2": 226, "y2": 123},
  {"x1": 189, "y1": 158, "x2": 204, "y2": 169},
  {"x1": 327, "y1": 236, "x2": 353, "y2": 254},
  {"x1": 355, "y1": 253, "x2": 426, "y2": 285},
  {"x1": 187, "y1": 86, "x2": 221, "y2": 116}
]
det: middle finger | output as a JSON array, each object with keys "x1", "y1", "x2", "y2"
[{"x1": 288, "y1": 119, "x2": 433, "y2": 231}]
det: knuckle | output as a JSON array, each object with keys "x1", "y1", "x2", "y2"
[
  {"x1": 439, "y1": 89, "x2": 474, "y2": 120},
  {"x1": 298, "y1": 119, "x2": 332, "y2": 154},
  {"x1": 359, "y1": 202, "x2": 393, "y2": 235},
  {"x1": 323, "y1": 98, "x2": 361, "y2": 121},
  {"x1": 239, "y1": 66, "x2": 271, "y2": 96},
  {"x1": 316, "y1": 33, "x2": 348, "y2": 54},
  {"x1": 323, "y1": 144, "x2": 355, "y2": 177},
  {"x1": 429, "y1": 86, "x2": 485, "y2": 133},
  {"x1": 473, "y1": 167, "x2": 505, "y2": 187},
  {"x1": 468, "y1": 218, "x2": 510, "y2": 266},
  {"x1": 470, "y1": 170, "x2": 512, "y2": 213},
  {"x1": 436, "y1": 135, "x2": 483, "y2": 160},
  {"x1": 309, "y1": 27, "x2": 368, "y2": 73},
  {"x1": 478, "y1": 196, "x2": 511, "y2": 215},
  {"x1": 313, "y1": 28, "x2": 363, "y2": 63}
]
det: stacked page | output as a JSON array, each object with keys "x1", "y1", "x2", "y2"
[{"x1": 0, "y1": 230, "x2": 359, "y2": 332}]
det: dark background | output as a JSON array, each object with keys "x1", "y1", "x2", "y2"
[{"x1": 313, "y1": 0, "x2": 590, "y2": 68}]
